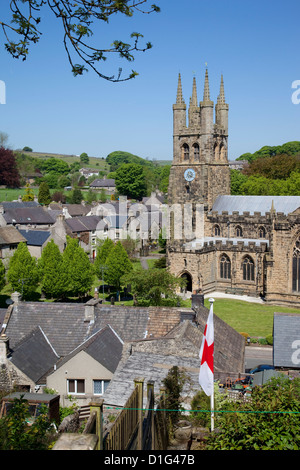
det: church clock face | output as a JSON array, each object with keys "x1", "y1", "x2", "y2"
[{"x1": 184, "y1": 168, "x2": 195, "y2": 182}]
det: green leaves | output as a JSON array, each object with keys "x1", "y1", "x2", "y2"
[
  {"x1": 122, "y1": 267, "x2": 184, "y2": 306},
  {"x1": 104, "y1": 241, "x2": 132, "y2": 291},
  {"x1": 7, "y1": 242, "x2": 39, "y2": 298},
  {"x1": 206, "y1": 376, "x2": 300, "y2": 450},
  {"x1": 61, "y1": 236, "x2": 94, "y2": 297},
  {"x1": 2, "y1": 0, "x2": 160, "y2": 81}
]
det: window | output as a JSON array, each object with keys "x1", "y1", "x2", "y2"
[
  {"x1": 236, "y1": 225, "x2": 243, "y2": 237},
  {"x1": 182, "y1": 143, "x2": 189, "y2": 161},
  {"x1": 242, "y1": 256, "x2": 254, "y2": 281},
  {"x1": 93, "y1": 380, "x2": 110, "y2": 395},
  {"x1": 213, "y1": 225, "x2": 221, "y2": 236},
  {"x1": 193, "y1": 143, "x2": 199, "y2": 161},
  {"x1": 258, "y1": 226, "x2": 266, "y2": 238},
  {"x1": 67, "y1": 379, "x2": 85, "y2": 394},
  {"x1": 220, "y1": 254, "x2": 231, "y2": 279},
  {"x1": 293, "y1": 238, "x2": 300, "y2": 292}
]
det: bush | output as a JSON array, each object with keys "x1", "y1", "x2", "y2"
[
  {"x1": 239, "y1": 332, "x2": 249, "y2": 344},
  {"x1": 266, "y1": 334, "x2": 273, "y2": 345},
  {"x1": 190, "y1": 391, "x2": 210, "y2": 427}
]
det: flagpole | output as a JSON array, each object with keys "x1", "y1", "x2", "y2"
[{"x1": 209, "y1": 298, "x2": 215, "y2": 432}]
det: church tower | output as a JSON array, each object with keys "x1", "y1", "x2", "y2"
[{"x1": 168, "y1": 69, "x2": 230, "y2": 241}]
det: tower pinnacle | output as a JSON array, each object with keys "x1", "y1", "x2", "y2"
[
  {"x1": 217, "y1": 74, "x2": 226, "y2": 104},
  {"x1": 176, "y1": 73, "x2": 185, "y2": 105}
]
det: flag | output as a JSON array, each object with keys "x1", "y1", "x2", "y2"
[{"x1": 199, "y1": 301, "x2": 214, "y2": 396}]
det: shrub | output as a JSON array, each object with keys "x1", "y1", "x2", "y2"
[
  {"x1": 239, "y1": 332, "x2": 249, "y2": 344},
  {"x1": 266, "y1": 334, "x2": 273, "y2": 345}
]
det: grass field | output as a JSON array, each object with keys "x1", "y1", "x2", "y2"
[{"x1": 201, "y1": 297, "x2": 300, "y2": 338}]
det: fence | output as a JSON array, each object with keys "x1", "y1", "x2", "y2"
[{"x1": 53, "y1": 377, "x2": 169, "y2": 451}]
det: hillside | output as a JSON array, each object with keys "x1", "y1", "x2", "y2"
[
  {"x1": 236, "y1": 141, "x2": 300, "y2": 163},
  {"x1": 18, "y1": 150, "x2": 109, "y2": 171}
]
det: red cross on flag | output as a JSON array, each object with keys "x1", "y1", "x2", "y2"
[{"x1": 199, "y1": 300, "x2": 214, "y2": 396}]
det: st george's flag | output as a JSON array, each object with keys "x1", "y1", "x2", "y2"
[{"x1": 199, "y1": 302, "x2": 214, "y2": 396}]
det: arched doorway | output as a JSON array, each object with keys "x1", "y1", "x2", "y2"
[{"x1": 181, "y1": 272, "x2": 193, "y2": 292}]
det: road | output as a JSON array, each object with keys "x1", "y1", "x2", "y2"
[{"x1": 244, "y1": 346, "x2": 273, "y2": 371}]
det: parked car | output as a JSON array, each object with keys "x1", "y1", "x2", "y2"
[{"x1": 250, "y1": 364, "x2": 274, "y2": 375}]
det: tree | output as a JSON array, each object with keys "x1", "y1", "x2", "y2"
[
  {"x1": 7, "y1": 243, "x2": 39, "y2": 298},
  {"x1": 104, "y1": 241, "x2": 132, "y2": 292},
  {"x1": 122, "y1": 267, "x2": 185, "y2": 306},
  {"x1": 94, "y1": 238, "x2": 114, "y2": 278},
  {"x1": 0, "y1": 147, "x2": 20, "y2": 187},
  {"x1": 115, "y1": 163, "x2": 147, "y2": 199},
  {"x1": 206, "y1": 376, "x2": 300, "y2": 450},
  {"x1": 40, "y1": 158, "x2": 70, "y2": 175},
  {"x1": 71, "y1": 188, "x2": 83, "y2": 204},
  {"x1": 22, "y1": 183, "x2": 35, "y2": 201},
  {"x1": 61, "y1": 237, "x2": 94, "y2": 297},
  {"x1": 80, "y1": 152, "x2": 89, "y2": 164},
  {"x1": 1, "y1": 1, "x2": 160, "y2": 82},
  {"x1": 0, "y1": 396, "x2": 53, "y2": 450},
  {"x1": 38, "y1": 240, "x2": 66, "y2": 298},
  {"x1": 0, "y1": 259, "x2": 5, "y2": 292},
  {"x1": 38, "y1": 181, "x2": 52, "y2": 205}
]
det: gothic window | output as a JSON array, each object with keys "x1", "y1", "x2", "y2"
[
  {"x1": 220, "y1": 144, "x2": 225, "y2": 160},
  {"x1": 236, "y1": 225, "x2": 243, "y2": 237},
  {"x1": 242, "y1": 256, "x2": 254, "y2": 281},
  {"x1": 258, "y1": 226, "x2": 266, "y2": 238},
  {"x1": 214, "y1": 143, "x2": 219, "y2": 160},
  {"x1": 193, "y1": 143, "x2": 200, "y2": 161},
  {"x1": 182, "y1": 143, "x2": 189, "y2": 161},
  {"x1": 220, "y1": 254, "x2": 231, "y2": 279},
  {"x1": 292, "y1": 238, "x2": 300, "y2": 292},
  {"x1": 213, "y1": 224, "x2": 221, "y2": 236}
]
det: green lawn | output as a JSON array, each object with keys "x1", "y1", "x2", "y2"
[{"x1": 202, "y1": 297, "x2": 300, "y2": 338}]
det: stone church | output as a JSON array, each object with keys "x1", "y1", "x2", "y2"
[{"x1": 167, "y1": 70, "x2": 300, "y2": 306}]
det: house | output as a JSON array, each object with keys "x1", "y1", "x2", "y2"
[
  {"x1": 18, "y1": 229, "x2": 51, "y2": 258},
  {"x1": 63, "y1": 215, "x2": 103, "y2": 257},
  {"x1": 0, "y1": 226, "x2": 27, "y2": 263},
  {"x1": 0, "y1": 202, "x2": 55, "y2": 229},
  {"x1": 62, "y1": 203, "x2": 92, "y2": 218},
  {"x1": 89, "y1": 178, "x2": 116, "y2": 195},
  {"x1": 46, "y1": 325, "x2": 124, "y2": 407},
  {"x1": 0, "y1": 293, "x2": 245, "y2": 408},
  {"x1": 0, "y1": 327, "x2": 59, "y2": 392},
  {"x1": 103, "y1": 299, "x2": 245, "y2": 408},
  {"x1": 79, "y1": 168, "x2": 100, "y2": 179}
]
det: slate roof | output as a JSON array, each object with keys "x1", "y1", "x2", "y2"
[
  {"x1": 3, "y1": 207, "x2": 55, "y2": 225},
  {"x1": 9, "y1": 326, "x2": 59, "y2": 384},
  {"x1": 5, "y1": 303, "x2": 150, "y2": 357},
  {"x1": 5, "y1": 302, "x2": 92, "y2": 357},
  {"x1": 103, "y1": 311, "x2": 246, "y2": 407},
  {"x1": 90, "y1": 179, "x2": 115, "y2": 188},
  {"x1": 0, "y1": 226, "x2": 27, "y2": 245},
  {"x1": 92, "y1": 305, "x2": 150, "y2": 342},
  {"x1": 62, "y1": 204, "x2": 92, "y2": 217},
  {"x1": 65, "y1": 215, "x2": 102, "y2": 233},
  {"x1": 211, "y1": 195, "x2": 300, "y2": 215},
  {"x1": 273, "y1": 312, "x2": 300, "y2": 369},
  {"x1": 18, "y1": 229, "x2": 51, "y2": 246},
  {"x1": 103, "y1": 351, "x2": 200, "y2": 407},
  {"x1": 54, "y1": 325, "x2": 123, "y2": 374},
  {"x1": 1, "y1": 201, "x2": 39, "y2": 209}
]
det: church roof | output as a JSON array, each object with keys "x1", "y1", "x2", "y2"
[{"x1": 211, "y1": 195, "x2": 300, "y2": 215}]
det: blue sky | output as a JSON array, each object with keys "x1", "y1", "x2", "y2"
[{"x1": 0, "y1": 0, "x2": 299, "y2": 162}]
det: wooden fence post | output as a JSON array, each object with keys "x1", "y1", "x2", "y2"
[
  {"x1": 134, "y1": 377, "x2": 144, "y2": 451},
  {"x1": 89, "y1": 399, "x2": 104, "y2": 450},
  {"x1": 147, "y1": 380, "x2": 155, "y2": 450}
]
